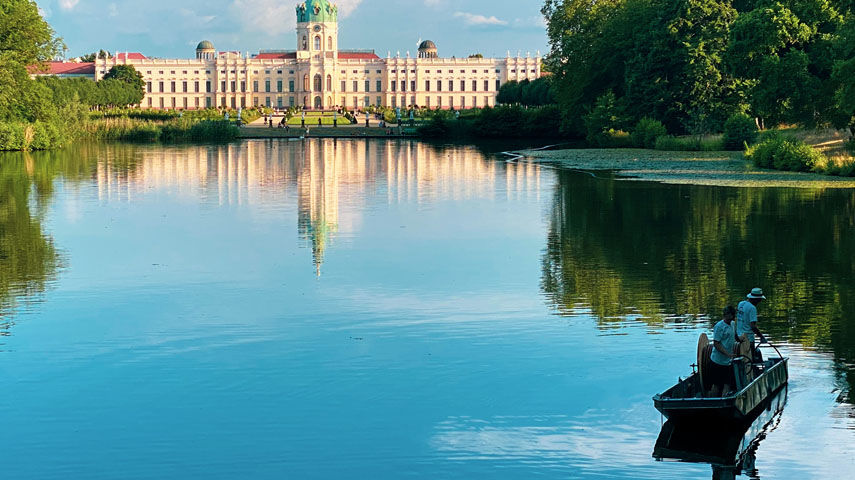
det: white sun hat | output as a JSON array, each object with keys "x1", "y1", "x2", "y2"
[{"x1": 747, "y1": 287, "x2": 766, "y2": 299}]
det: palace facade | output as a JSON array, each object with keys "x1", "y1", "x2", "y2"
[{"x1": 42, "y1": 0, "x2": 542, "y2": 111}]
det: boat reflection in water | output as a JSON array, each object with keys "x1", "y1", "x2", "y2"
[{"x1": 653, "y1": 386, "x2": 787, "y2": 479}]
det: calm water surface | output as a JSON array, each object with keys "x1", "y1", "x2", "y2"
[{"x1": 0, "y1": 140, "x2": 853, "y2": 479}]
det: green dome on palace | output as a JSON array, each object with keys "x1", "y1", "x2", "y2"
[
  {"x1": 296, "y1": 0, "x2": 338, "y2": 23},
  {"x1": 196, "y1": 40, "x2": 214, "y2": 50}
]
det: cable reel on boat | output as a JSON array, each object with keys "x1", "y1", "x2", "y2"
[{"x1": 697, "y1": 333, "x2": 714, "y2": 393}]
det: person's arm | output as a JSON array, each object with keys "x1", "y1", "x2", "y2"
[
  {"x1": 751, "y1": 322, "x2": 766, "y2": 343},
  {"x1": 713, "y1": 340, "x2": 733, "y2": 359}
]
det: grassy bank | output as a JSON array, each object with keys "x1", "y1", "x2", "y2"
[
  {"x1": 0, "y1": 107, "x2": 264, "y2": 151},
  {"x1": 518, "y1": 148, "x2": 855, "y2": 188},
  {"x1": 84, "y1": 117, "x2": 240, "y2": 143}
]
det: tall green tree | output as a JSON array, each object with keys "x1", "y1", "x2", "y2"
[
  {"x1": 102, "y1": 65, "x2": 145, "y2": 106},
  {"x1": 544, "y1": 0, "x2": 740, "y2": 136},
  {"x1": 0, "y1": 0, "x2": 63, "y2": 122},
  {"x1": 727, "y1": 0, "x2": 843, "y2": 126},
  {"x1": 832, "y1": 14, "x2": 855, "y2": 135}
]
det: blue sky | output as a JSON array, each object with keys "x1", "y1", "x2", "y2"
[{"x1": 36, "y1": 0, "x2": 549, "y2": 60}]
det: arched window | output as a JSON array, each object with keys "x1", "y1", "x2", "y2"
[
  {"x1": 314, "y1": 74, "x2": 322, "y2": 91},
  {"x1": 302, "y1": 36, "x2": 307, "y2": 50},
  {"x1": 314, "y1": 36, "x2": 321, "y2": 50},
  {"x1": 326, "y1": 74, "x2": 332, "y2": 91},
  {"x1": 328, "y1": 37, "x2": 333, "y2": 50},
  {"x1": 303, "y1": 75, "x2": 309, "y2": 91}
]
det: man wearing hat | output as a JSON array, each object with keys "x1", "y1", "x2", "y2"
[{"x1": 737, "y1": 288, "x2": 767, "y2": 362}]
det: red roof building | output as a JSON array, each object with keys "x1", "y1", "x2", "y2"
[
  {"x1": 29, "y1": 62, "x2": 96, "y2": 78},
  {"x1": 115, "y1": 53, "x2": 147, "y2": 61}
]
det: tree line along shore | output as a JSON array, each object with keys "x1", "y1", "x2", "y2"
[{"x1": 2, "y1": 0, "x2": 854, "y2": 177}]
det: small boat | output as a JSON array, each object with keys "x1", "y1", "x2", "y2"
[{"x1": 652, "y1": 333, "x2": 788, "y2": 423}]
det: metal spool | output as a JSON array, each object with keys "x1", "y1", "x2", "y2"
[{"x1": 697, "y1": 333, "x2": 713, "y2": 394}]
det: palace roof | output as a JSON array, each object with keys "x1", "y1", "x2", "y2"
[
  {"x1": 116, "y1": 52, "x2": 147, "y2": 60},
  {"x1": 29, "y1": 62, "x2": 96, "y2": 75},
  {"x1": 255, "y1": 52, "x2": 298, "y2": 59},
  {"x1": 338, "y1": 51, "x2": 380, "y2": 60}
]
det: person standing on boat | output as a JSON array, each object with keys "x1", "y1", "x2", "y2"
[
  {"x1": 709, "y1": 305, "x2": 738, "y2": 396},
  {"x1": 737, "y1": 288, "x2": 767, "y2": 362}
]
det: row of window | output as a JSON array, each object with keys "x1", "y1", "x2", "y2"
[
  {"x1": 147, "y1": 81, "x2": 207, "y2": 93},
  {"x1": 390, "y1": 69, "x2": 500, "y2": 74},
  {"x1": 145, "y1": 95, "x2": 496, "y2": 109},
  {"x1": 146, "y1": 78, "x2": 504, "y2": 94},
  {"x1": 392, "y1": 80, "x2": 501, "y2": 93}
]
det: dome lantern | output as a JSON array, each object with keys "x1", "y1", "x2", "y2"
[{"x1": 418, "y1": 40, "x2": 438, "y2": 59}]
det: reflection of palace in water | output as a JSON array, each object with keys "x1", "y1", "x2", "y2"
[{"x1": 93, "y1": 140, "x2": 543, "y2": 274}]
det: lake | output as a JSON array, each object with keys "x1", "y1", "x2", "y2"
[{"x1": 0, "y1": 139, "x2": 853, "y2": 479}]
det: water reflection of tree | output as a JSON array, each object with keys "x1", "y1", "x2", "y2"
[
  {"x1": 0, "y1": 147, "x2": 121, "y2": 337},
  {"x1": 542, "y1": 170, "x2": 855, "y2": 402}
]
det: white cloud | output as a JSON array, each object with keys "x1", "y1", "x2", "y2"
[
  {"x1": 513, "y1": 16, "x2": 547, "y2": 29},
  {"x1": 337, "y1": 0, "x2": 363, "y2": 17},
  {"x1": 230, "y1": 0, "x2": 295, "y2": 35},
  {"x1": 59, "y1": 0, "x2": 80, "y2": 10},
  {"x1": 108, "y1": 3, "x2": 118, "y2": 17},
  {"x1": 453, "y1": 11, "x2": 507, "y2": 26}
]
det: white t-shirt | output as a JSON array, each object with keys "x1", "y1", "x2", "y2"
[
  {"x1": 737, "y1": 300, "x2": 758, "y2": 344},
  {"x1": 711, "y1": 319, "x2": 736, "y2": 366}
]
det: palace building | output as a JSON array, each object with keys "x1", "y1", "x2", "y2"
[{"x1": 40, "y1": 0, "x2": 542, "y2": 111}]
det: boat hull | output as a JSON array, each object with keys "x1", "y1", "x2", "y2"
[{"x1": 653, "y1": 357, "x2": 788, "y2": 423}]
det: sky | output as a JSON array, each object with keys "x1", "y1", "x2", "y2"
[{"x1": 36, "y1": 0, "x2": 550, "y2": 60}]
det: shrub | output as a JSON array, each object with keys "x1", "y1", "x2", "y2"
[
  {"x1": 654, "y1": 135, "x2": 723, "y2": 151},
  {"x1": 722, "y1": 113, "x2": 758, "y2": 150},
  {"x1": 745, "y1": 135, "x2": 824, "y2": 172},
  {"x1": 631, "y1": 117, "x2": 667, "y2": 148},
  {"x1": 846, "y1": 138, "x2": 855, "y2": 155},
  {"x1": 30, "y1": 121, "x2": 64, "y2": 150},
  {"x1": 584, "y1": 91, "x2": 627, "y2": 146},
  {"x1": 599, "y1": 129, "x2": 633, "y2": 148},
  {"x1": 0, "y1": 122, "x2": 30, "y2": 151},
  {"x1": 417, "y1": 114, "x2": 451, "y2": 138},
  {"x1": 188, "y1": 120, "x2": 239, "y2": 141}
]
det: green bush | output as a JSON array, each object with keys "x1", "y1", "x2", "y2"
[
  {"x1": 745, "y1": 135, "x2": 824, "y2": 172},
  {"x1": 597, "y1": 129, "x2": 633, "y2": 148},
  {"x1": 383, "y1": 109, "x2": 398, "y2": 125},
  {"x1": 188, "y1": 120, "x2": 239, "y2": 141},
  {"x1": 722, "y1": 113, "x2": 758, "y2": 150},
  {"x1": 631, "y1": 117, "x2": 667, "y2": 148},
  {"x1": 30, "y1": 121, "x2": 64, "y2": 150},
  {"x1": 654, "y1": 135, "x2": 723, "y2": 151},
  {"x1": 584, "y1": 91, "x2": 628, "y2": 147},
  {"x1": 0, "y1": 122, "x2": 30, "y2": 151},
  {"x1": 417, "y1": 113, "x2": 451, "y2": 138},
  {"x1": 846, "y1": 138, "x2": 855, "y2": 155}
]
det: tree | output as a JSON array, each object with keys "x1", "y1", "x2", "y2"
[
  {"x1": 0, "y1": 0, "x2": 62, "y2": 66},
  {"x1": 0, "y1": 0, "x2": 63, "y2": 122},
  {"x1": 726, "y1": 0, "x2": 843, "y2": 127},
  {"x1": 103, "y1": 65, "x2": 145, "y2": 106},
  {"x1": 832, "y1": 14, "x2": 855, "y2": 136},
  {"x1": 79, "y1": 50, "x2": 111, "y2": 62}
]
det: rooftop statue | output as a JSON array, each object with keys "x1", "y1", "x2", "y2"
[{"x1": 296, "y1": 0, "x2": 338, "y2": 23}]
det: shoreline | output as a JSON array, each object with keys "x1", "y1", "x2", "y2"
[{"x1": 515, "y1": 148, "x2": 855, "y2": 188}]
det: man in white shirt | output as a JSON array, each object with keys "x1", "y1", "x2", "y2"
[
  {"x1": 737, "y1": 287, "x2": 767, "y2": 362},
  {"x1": 709, "y1": 306, "x2": 738, "y2": 396}
]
